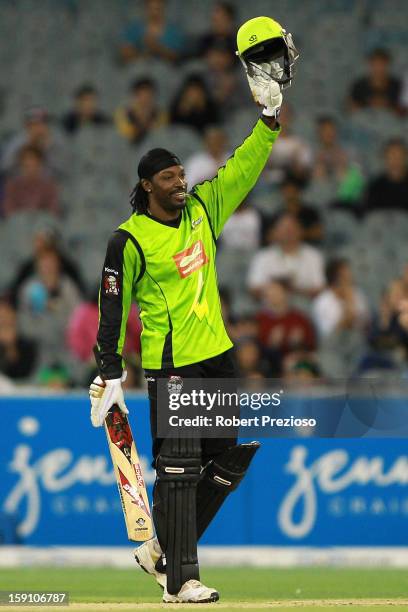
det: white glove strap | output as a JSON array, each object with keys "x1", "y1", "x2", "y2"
[{"x1": 262, "y1": 106, "x2": 281, "y2": 118}]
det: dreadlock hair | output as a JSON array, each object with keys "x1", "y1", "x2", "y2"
[{"x1": 130, "y1": 181, "x2": 149, "y2": 214}]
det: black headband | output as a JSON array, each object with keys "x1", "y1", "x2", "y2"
[{"x1": 138, "y1": 148, "x2": 181, "y2": 180}]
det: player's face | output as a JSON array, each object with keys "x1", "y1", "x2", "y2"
[{"x1": 151, "y1": 165, "x2": 188, "y2": 212}]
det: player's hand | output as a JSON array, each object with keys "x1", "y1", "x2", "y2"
[
  {"x1": 246, "y1": 63, "x2": 283, "y2": 118},
  {"x1": 89, "y1": 372, "x2": 128, "y2": 427}
]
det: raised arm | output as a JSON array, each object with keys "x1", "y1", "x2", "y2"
[{"x1": 192, "y1": 116, "x2": 280, "y2": 237}]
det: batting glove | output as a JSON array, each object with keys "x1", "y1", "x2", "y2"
[
  {"x1": 90, "y1": 371, "x2": 128, "y2": 427},
  {"x1": 246, "y1": 63, "x2": 283, "y2": 118}
]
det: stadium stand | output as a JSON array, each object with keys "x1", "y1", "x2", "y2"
[{"x1": 0, "y1": 0, "x2": 407, "y2": 386}]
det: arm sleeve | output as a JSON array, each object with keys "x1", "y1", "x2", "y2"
[
  {"x1": 193, "y1": 118, "x2": 280, "y2": 237},
  {"x1": 96, "y1": 231, "x2": 140, "y2": 379}
]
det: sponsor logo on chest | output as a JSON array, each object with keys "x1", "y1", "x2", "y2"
[{"x1": 173, "y1": 240, "x2": 209, "y2": 278}]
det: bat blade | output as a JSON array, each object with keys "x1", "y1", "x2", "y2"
[{"x1": 104, "y1": 405, "x2": 154, "y2": 542}]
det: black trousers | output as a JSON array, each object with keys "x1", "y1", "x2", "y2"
[{"x1": 145, "y1": 348, "x2": 237, "y2": 465}]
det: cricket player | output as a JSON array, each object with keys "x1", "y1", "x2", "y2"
[{"x1": 89, "y1": 17, "x2": 298, "y2": 604}]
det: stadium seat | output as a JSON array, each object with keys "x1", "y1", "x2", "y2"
[
  {"x1": 138, "y1": 125, "x2": 203, "y2": 161},
  {"x1": 323, "y1": 209, "x2": 360, "y2": 252},
  {"x1": 1, "y1": 0, "x2": 407, "y2": 387}
]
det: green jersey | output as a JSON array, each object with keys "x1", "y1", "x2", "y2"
[{"x1": 97, "y1": 118, "x2": 280, "y2": 377}]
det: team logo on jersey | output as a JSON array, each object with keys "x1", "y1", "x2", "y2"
[
  {"x1": 191, "y1": 216, "x2": 203, "y2": 229},
  {"x1": 103, "y1": 274, "x2": 119, "y2": 295},
  {"x1": 173, "y1": 240, "x2": 209, "y2": 278},
  {"x1": 167, "y1": 375, "x2": 183, "y2": 396}
]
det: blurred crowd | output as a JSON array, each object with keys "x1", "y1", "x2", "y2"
[{"x1": 0, "y1": 0, "x2": 408, "y2": 390}]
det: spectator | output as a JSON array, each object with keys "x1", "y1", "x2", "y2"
[
  {"x1": 204, "y1": 41, "x2": 247, "y2": 116},
  {"x1": 389, "y1": 265, "x2": 408, "y2": 334},
  {"x1": 2, "y1": 146, "x2": 59, "y2": 218},
  {"x1": 247, "y1": 213, "x2": 325, "y2": 299},
  {"x1": 313, "y1": 116, "x2": 350, "y2": 180},
  {"x1": 364, "y1": 139, "x2": 408, "y2": 213},
  {"x1": 349, "y1": 48, "x2": 402, "y2": 114},
  {"x1": 313, "y1": 259, "x2": 369, "y2": 337},
  {"x1": 235, "y1": 337, "x2": 267, "y2": 378},
  {"x1": 360, "y1": 281, "x2": 408, "y2": 373},
  {"x1": 230, "y1": 314, "x2": 258, "y2": 344},
  {"x1": 185, "y1": 126, "x2": 229, "y2": 186},
  {"x1": 62, "y1": 84, "x2": 111, "y2": 135},
  {"x1": 37, "y1": 363, "x2": 71, "y2": 389},
  {"x1": 67, "y1": 289, "x2": 141, "y2": 363},
  {"x1": 400, "y1": 71, "x2": 408, "y2": 114},
  {"x1": 396, "y1": 264, "x2": 408, "y2": 301},
  {"x1": 18, "y1": 248, "x2": 81, "y2": 369},
  {"x1": 10, "y1": 226, "x2": 85, "y2": 304},
  {"x1": 279, "y1": 176, "x2": 323, "y2": 245},
  {"x1": 0, "y1": 299, "x2": 38, "y2": 380},
  {"x1": 221, "y1": 199, "x2": 261, "y2": 251},
  {"x1": 115, "y1": 78, "x2": 167, "y2": 144},
  {"x1": 169, "y1": 74, "x2": 219, "y2": 133},
  {"x1": 313, "y1": 115, "x2": 365, "y2": 207},
  {"x1": 256, "y1": 280, "x2": 316, "y2": 373},
  {"x1": 119, "y1": 0, "x2": 185, "y2": 65},
  {"x1": 312, "y1": 259, "x2": 369, "y2": 377},
  {"x1": 263, "y1": 104, "x2": 313, "y2": 184},
  {"x1": 2, "y1": 107, "x2": 67, "y2": 177},
  {"x1": 282, "y1": 352, "x2": 321, "y2": 383},
  {"x1": 196, "y1": 2, "x2": 236, "y2": 59},
  {"x1": 390, "y1": 266, "x2": 408, "y2": 353}
]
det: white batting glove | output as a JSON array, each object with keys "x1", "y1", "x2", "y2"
[
  {"x1": 89, "y1": 371, "x2": 128, "y2": 428},
  {"x1": 246, "y1": 63, "x2": 283, "y2": 118}
]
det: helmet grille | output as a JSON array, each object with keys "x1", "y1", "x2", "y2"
[{"x1": 242, "y1": 37, "x2": 286, "y2": 64}]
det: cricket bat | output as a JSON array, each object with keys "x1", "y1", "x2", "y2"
[{"x1": 104, "y1": 404, "x2": 154, "y2": 542}]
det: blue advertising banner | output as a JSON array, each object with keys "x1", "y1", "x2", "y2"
[{"x1": 1, "y1": 396, "x2": 408, "y2": 546}]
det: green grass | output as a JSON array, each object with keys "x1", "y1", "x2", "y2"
[{"x1": 0, "y1": 567, "x2": 407, "y2": 609}]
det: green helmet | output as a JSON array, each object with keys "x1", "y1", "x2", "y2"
[{"x1": 236, "y1": 16, "x2": 299, "y2": 88}]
